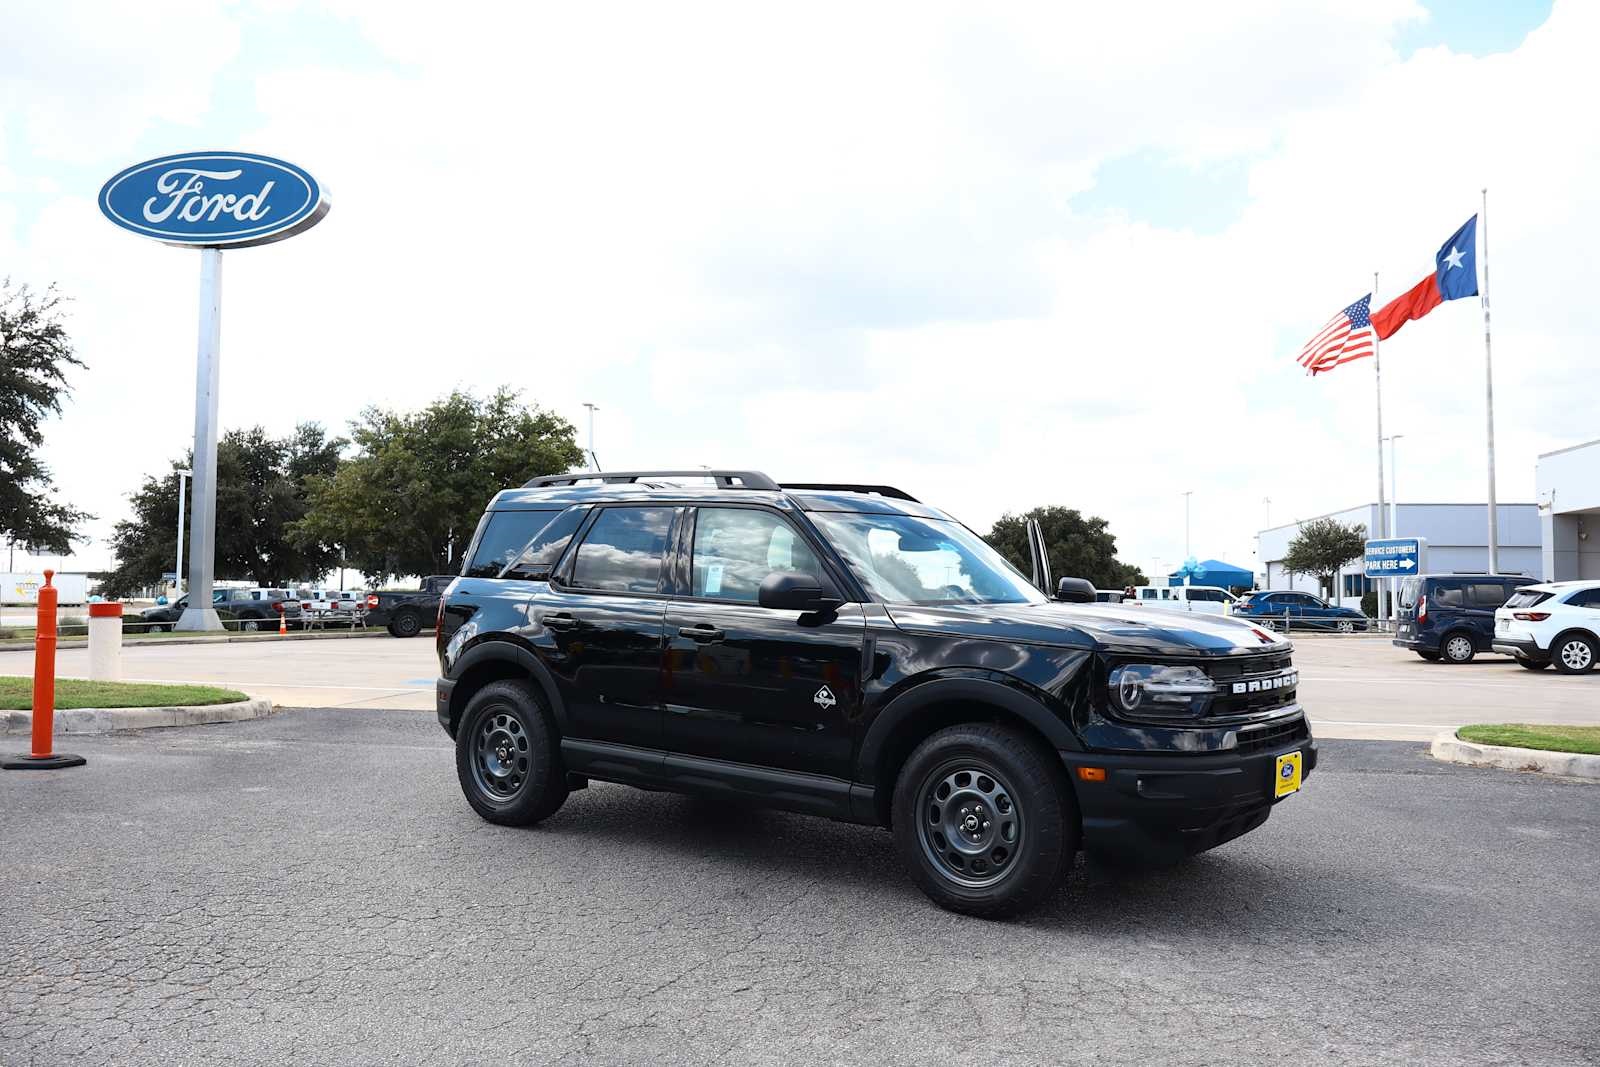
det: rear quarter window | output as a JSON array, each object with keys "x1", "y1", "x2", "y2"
[
  {"x1": 463, "y1": 509, "x2": 562, "y2": 579},
  {"x1": 1506, "y1": 589, "x2": 1553, "y2": 609}
]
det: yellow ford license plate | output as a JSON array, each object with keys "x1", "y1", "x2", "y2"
[{"x1": 1274, "y1": 751, "x2": 1303, "y2": 798}]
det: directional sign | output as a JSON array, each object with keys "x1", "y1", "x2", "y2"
[{"x1": 1364, "y1": 537, "x2": 1427, "y2": 578}]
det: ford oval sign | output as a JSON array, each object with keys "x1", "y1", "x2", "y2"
[{"x1": 98, "y1": 151, "x2": 329, "y2": 248}]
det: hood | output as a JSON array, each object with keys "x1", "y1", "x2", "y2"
[{"x1": 884, "y1": 601, "x2": 1288, "y2": 657}]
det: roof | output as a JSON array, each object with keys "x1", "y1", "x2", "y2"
[{"x1": 489, "y1": 472, "x2": 949, "y2": 518}]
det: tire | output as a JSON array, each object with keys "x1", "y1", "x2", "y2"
[
  {"x1": 891, "y1": 722, "x2": 1077, "y2": 918},
  {"x1": 1441, "y1": 631, "x2": 1476, "y2": 664},
  {"x1": 388, "y1": 609, "x2": 422, "y2": 638},
  {"x1": 1416, "y1": 650, "x2": 1440, "y2": 662},
  {"x1": 241, "y1": 618, "x2": 261, "y2": 632},
  {"x1": 1552, "y1": 632, "x2": 1598, "y2": 675},
  {"x1": 455, "y1": 680, "x2": 568, "y2": 825},
  {"x1": 1336, "y1": 620, "x2": 1355, "y2": 634},
  {"x1": 1518, "y1": 659, "x2": 1550, "y2": 671},
  {"x1": 1260, "y1": 619, "x2": 1277, "y2": 632}
]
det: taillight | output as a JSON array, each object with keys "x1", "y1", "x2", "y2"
[
  {"x1": 366, "y1": 594, "x2": 379, "y2": 609},
  {"x1": 1416, "y1": 595, "x2": 1427, "y2": 624},
  {"x1": 1514, "y1": 612, "x2": 1551, "y2": 622},
  {"x1": 436, "y1": 597, "x2": 446, "y2": 631}
]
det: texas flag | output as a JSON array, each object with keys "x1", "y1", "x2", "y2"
[{"x1": 1372, "y1": 216, "x2": 1479, "y2": 340}]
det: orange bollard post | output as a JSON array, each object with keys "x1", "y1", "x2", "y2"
[{"x1": 3, "y1": 570, "x2": 86, "y2": 770}]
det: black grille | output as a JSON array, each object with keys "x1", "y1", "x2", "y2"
[
  {"x1": 1203, "y1": 652, "x2": 1298, "y2": 718},
  {"x1": 1233, "y1": 717, "x2": 1309, "y2": 754}
]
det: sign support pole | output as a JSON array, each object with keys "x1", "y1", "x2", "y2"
[
  {"x1": 1481, "y1": 188, "x2": 1499, "y2": 573},
  {"x1": 176, "y1": 248, "x2": 225, "y2": 631},
  {"x1": 1372, "y1": 272, "x2": 1389, "y2": 624}
]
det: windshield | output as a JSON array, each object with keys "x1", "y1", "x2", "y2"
[{"x1": 809, "y1": 513, "x2": 1045, "y2": 606}]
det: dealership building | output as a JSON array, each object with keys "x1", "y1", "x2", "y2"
[
  {"x1": 1257, "y1": 437, "x2": 1598, "y2": 608},
  {"x1": 1537, "y1": 437, "x2": 1600, "y2": 580},
  {"x1": 1257, "y1": 503, "x2": 1539, "y2": 610}
]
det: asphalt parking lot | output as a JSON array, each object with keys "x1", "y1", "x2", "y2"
[{"x1": 2, "y1": 709, "x2": 1596, "y2": 1066}]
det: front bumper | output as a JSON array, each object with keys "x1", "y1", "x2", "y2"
[
  {"x1": 1491, "y1": 637, "x2": 1546, "y2": 663},
  {"x1": 1059, "y1": 734, "x2": 1317, "y2": 863}
]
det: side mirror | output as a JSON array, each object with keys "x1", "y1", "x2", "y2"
[
  {"x1": 759, "y1": 572, "x2": 843, "y2": 613},
  {"x1": 1055, "y1": 576, "x2": 1096, "y2": 604}
]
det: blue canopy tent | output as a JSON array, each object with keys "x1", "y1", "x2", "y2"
[{"x1": 1166, "y1": 559, "x2": 1254, "y2": 591}]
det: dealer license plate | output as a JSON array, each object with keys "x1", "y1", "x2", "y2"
[
  {"x1": 1274, "y1": 751, "x2": 1303, "y2": 798},
  {"x1": 1496, "y1": 618, "x2": 1508, "y2": 632}
]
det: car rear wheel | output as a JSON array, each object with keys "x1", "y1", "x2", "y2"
[
  {"x1": 1260, "y1": 619, "x2": 1277, "y2": 632},
  {"x1": 1442, "y1": 632, "x2": 1476, "y2": 664},
  {"x1": 241, "y1": 618, "x2": 261, "y2": 632},
  {"x1": 892, "y1": 722, "x2": 1076, "y2": 918},
  {"x1": 1553, "y1": 633, "x2": 1597, "y2": 675},
  {"x1": 455, "y1": 681, "x2": 568, "y2": 825},
  {"x1": 388, "y1": 609, "x2": 422, "y2": 638},
  {"x1": 1416, "y1": 651, "x2": 1441, "y2": 662}
]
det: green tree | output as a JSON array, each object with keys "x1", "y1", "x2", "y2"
[
  {"x1": 986, "y1": 506, "x2": 1146, "y2": 590},
  {"x1": 295, "y1": 388, "x2": 582, "y2": 582},
  {"x1": 100, "y1": 424, "x2": 345, "y2": 596},
  {"x1": 1281, "y1": 517, "x2": 1367, "y2": 602},
  {"x1": 0, "y1": 282, "x2": 89, "y2": 553}
]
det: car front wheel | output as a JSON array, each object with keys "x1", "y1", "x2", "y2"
[
  {"x1": 455, "y1": 681, "x2": 569, "y2": 825},
  {"x1": 892, "y1": 722, "x2": 1076, "y2": 918},
  {"x1": 1336, "y1": 619, "x2": 1355, "y2": 634},
  {"x1": 1442, "y1": 632, "x2": 1476, "y2": 664},
  {"x1": 1518, "y1": 659, "x2": 1549, "y2": 671},
  {"x1": 1553, "y1": 633, "x2": 1597, "y2": 675}
]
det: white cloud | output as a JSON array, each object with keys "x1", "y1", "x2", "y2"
[{"x1": 4, "y1": 0, "x2": 1593, "y2": 580}]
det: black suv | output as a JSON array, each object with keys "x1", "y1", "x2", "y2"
[{"x1": 435, "y1": 470, "x2": 1316, "y2": 916}]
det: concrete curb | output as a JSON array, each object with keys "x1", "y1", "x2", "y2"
[
  {"x1": 1, "y1": 697, "x2": 276, "y2": 736},
  {"x1": 0, "y1": 630, "x2": 393, "y2": 653},
  {"x1": 1430, "y1": 729, "x2": 1600, "y2": 780}
]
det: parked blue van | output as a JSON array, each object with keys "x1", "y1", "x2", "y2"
[{"x1": 1393, "y1": 573, "x2": 1538, "y2": 663}]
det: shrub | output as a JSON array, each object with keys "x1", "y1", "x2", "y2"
[
  {"x1": 58, "y1": 615, "x2": 88, "y2": 637},
  {"x1": 1361, "y1": 591, "x2": 1377, "y2": 619}
]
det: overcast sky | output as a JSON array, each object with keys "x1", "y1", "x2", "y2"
[{"x1": 3, "y1": 0, "x2": 1592, "y2": 579}]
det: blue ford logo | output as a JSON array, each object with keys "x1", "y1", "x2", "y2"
[
  {"x1": 98, "y1": 152, "x2": 329, "y2": 248},
  {"x1": 1280, "y1": 763, "x2": 1295, "y2": 779}
]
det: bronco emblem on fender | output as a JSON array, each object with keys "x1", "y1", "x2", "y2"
[{"x1": 813, "y1": 685, "x2": 837, "y2": 709}]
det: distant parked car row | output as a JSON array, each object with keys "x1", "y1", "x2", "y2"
[{"x1": 1391, "y1": 573, "x2": 1599, "y2": 674}]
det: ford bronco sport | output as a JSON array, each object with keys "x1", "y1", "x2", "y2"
[{"x1": 435, "y1": 470, "x2": 1316, "y2": 916}]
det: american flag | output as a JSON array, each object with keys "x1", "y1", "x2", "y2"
[{"x1": 1296, "y1": 294, "x2": 1375, "y2": 375}]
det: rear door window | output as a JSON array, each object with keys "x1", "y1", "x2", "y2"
[
  {"x1": 1468, "y1": 582, "x2": 1512, "y2": 609},
  {"x1": 463, "y1": 510, "x2": 561, "y2": 578},
  {"x1": 1430, "y1": 583, "x2": 1465, "y2": 608},
  {"x1": 568, "y1": 507, "x2": 675, "y2": 593}
]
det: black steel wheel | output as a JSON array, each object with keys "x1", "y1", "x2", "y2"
[
  {"x1": 892, "y1": 723, "x2": 1076, "y2": 918},
  {"x1": 455, "y1": 680, "x2": 568, "y2": 825},
  {"x1": 389, "y1": 609, "x2": 422, "y2": 638}
]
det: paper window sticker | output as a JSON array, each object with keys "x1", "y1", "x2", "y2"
[{"x1": 704, "y1": 563, "x2": 724, "y2": 596}]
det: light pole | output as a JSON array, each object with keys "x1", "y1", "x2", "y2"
[
  {"x1": 582, "y1": 402, "x2": 599, "y2": 471},
  {"x1": 174, "y1": 469, "x2": 192, "y2": 596},
  {"x1": 1384, "y1": 435, "x2": 1404, "y2": 537}
]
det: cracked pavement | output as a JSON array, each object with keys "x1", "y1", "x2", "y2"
[{"x1": 2, "y1": 709, "x2": 1597, "y2": 1066}]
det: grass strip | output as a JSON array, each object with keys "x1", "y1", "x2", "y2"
[
  {"x1": 1457, "y1": 723, "x2": 1600, "y2": 757},
  {"x1": 0, "y1": 677, "x2": 248, "y2": 711}
]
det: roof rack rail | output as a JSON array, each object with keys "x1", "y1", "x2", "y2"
[
  {"x1": 523, "y1": 469, "x2": 781, "y2": 491},
  {"x1": 780, "y1": 482, "x2": 920, "y2": 503}
]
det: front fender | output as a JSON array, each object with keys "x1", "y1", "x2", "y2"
[{"x1": 854, "y1": 664, "x2": 1091, "y2": 787}]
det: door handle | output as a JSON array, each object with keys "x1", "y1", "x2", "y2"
[
  {"x1": 542, "y1": 613, "x2": 579, "y2": 631},
  {"x1": 678, "y1": 625, "x2": 725, "y2": 643}
]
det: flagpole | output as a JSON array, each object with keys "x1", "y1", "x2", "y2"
[
  {"x1": 1481, "y1": 188, "x2": 1499, "y2": 572},
  {"x1": 1373, "y1": 271, "x2": 1388, "y2": 624}
]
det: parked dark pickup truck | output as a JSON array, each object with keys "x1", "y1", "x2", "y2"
[{"x1": 367, "y1": 575, "x2": 454, "y2": 637}]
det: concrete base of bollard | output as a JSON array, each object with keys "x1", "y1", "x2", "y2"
[
  {"x1": 87, "y1": 602, "x2": 124, "y2": 682},
  {"x1": 1, "y1": 751, "x2": 88, "y2": 770}
]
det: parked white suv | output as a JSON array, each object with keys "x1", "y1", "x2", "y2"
[{"x1": 1491, "y1": 581, "x2": 1600, "y2": 674}]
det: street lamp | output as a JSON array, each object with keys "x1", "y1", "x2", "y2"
[
  {"x1": 174, "y1": 469, "x2": 192, "y2": 596},
  {"x1": 1383, "y1": 435, "x2": 1404, "y2": 537},
  {"x1": 582, "y1": 402, "x2": 599, "y2": 471}
]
